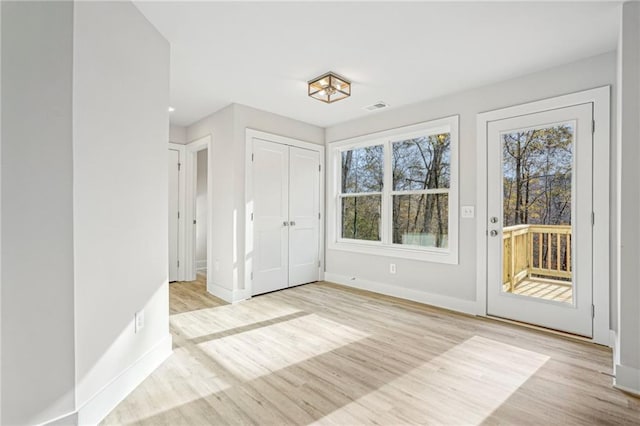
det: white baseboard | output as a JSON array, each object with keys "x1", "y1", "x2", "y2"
[
  {"x1": 614, "y1": 363, "x2": 640, "y2": 396},
  {"x1": 195, "y1": 259, "x2": 207, "y2": 271},
  {"x1": 207, "y1": 281, "x2": 234, "y2": 302},
  {"x1": 232, "y1": 289, "x2": 250, "y2": 303},
  {"x1": 76, "y1": 334, "x2": 173, "y2": 425},
  {"x1": 324, "y1": 272, "x2": 477, "y2": 315},
  {"x1": 206, "y1": 281, "x2": 250, "y2": 304},
  {"x1": 40, "y1": 411, "x2": 78, "y2": 426}
]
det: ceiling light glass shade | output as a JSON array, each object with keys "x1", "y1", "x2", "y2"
[{"x1": 308, "y1": 72, "x2": 351, "y2": 103}]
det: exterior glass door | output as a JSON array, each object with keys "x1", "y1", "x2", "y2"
[{"x1": 486, "y1": 103, "x2": 593, "y2": 337}]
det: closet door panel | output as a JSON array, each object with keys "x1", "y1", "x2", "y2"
[
  {"x1": 252, "y1": 139, "x2": 289, "y2": 295},
  {"x1": 288, "y1": 146, "x2": 320, "y2": 286}
]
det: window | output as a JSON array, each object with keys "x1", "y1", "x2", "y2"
[
  {"x1": 330, "y1": 116, "x2": 458, "y2": 263},
  {"x1": 340, "y1": 145, "x2": 383, "y2": 241}
]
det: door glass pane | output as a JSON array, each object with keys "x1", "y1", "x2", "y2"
[{"x1": 501, "y1": 123, "x2": 573, "y2": 305}]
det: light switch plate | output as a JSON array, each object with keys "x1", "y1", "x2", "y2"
[{"x1": 461, "y1": 205, "x2": 475, "y2": 218}]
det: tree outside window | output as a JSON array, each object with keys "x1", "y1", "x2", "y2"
[{"x1": 391, "y1": 133, "x2": 450, "y2": 248}]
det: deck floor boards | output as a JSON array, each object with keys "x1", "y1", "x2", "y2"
[{"x1": 504, "y1": 278, "x2": 573, "y2": 304}]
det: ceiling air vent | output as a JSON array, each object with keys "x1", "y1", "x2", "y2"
[{"x1": 363, "y1": 101, "x2": 389, "y2": 112}]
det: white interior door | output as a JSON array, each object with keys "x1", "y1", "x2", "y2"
[
  {"x1": 252, "y1": 139, "x2": 289, "y2": 295},
  {"x1": 168, "y1": 148, "x2": 180, "y2": 282},
  {"x1": 486, "y1": 103, "x2": 593, "y2": 337},
  {"x1": 288, "y1": 147, "x2": 320, "y2": 286}
]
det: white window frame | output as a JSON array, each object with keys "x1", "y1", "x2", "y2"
[{"x1": 327, "y1": 115, "x2": 459, "y2": 264}]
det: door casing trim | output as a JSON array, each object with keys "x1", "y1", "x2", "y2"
[
  {"x1": 168, "y1": 143, "x2": 187, "y2": 282},
  {"x1": 475, "y1": 86, "x2": 611, "y2": 346}
]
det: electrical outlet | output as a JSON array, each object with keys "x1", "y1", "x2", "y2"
[
  {"x1": 135, "y1": 310, "x2": 145, "y2": 333},
  {"x1": 389, "y1": 263, "x2": 396, "y2": 274},
  {"x1": 461, "y1": 205, "x2": 475, "y2": 218}
]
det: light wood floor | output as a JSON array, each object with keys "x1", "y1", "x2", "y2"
[
  {"x1": 169, "y1": 273, "x2": 224, "y2": 315},
  {"x1": 103, "y1": 279, "x2": 639, "y2": 425},
  {"x1": 503, "y1": 278, "x2": 573, "y2": 304}
]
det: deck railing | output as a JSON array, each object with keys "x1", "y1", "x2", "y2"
[{"x1": 502, "y1": 224, "x2": 572, "y2": 292}]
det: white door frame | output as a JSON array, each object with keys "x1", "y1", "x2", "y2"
[
  {"x1": 168, "y1": 142, "x2": 186, "y2": 282},
  {"x1": 244, "y1": 129, "x2": 325, "y2": 298},
  {"x1": 476, "y1": 86, "x2": 611, "y2": 346},
  {"x1": 184, "y1": 135, "x2": 213, "y2": 284}
]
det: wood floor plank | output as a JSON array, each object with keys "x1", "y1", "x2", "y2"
[{"x1": 102, "y1": 279, "x2": 640, "y2": 425}]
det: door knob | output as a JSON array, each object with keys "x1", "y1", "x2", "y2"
[
  {"x1": 490, "y1": 217, "x2": 499, "y2": 224},
  {"x1": 289, "y1": 221, "x2": 296, "y2": 226},
  {"x1": 490, "y1": 230, "x2": 498, "y2": 237},
  {"x1": 283, "y1": 221, "x2": 289, "y2": 227}
]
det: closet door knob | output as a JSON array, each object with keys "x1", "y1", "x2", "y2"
[
  {"x1": 283, "y1": 221, "x2": 289, "y2": 227},
  {"x1": 289, "y1": 221, "x2": 296, "y2": 226}
]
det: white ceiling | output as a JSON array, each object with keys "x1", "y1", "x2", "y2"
[{"x1": 134, "y1": 1, "x2": 620, "y2": 128}]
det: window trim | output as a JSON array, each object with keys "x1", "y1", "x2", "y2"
[{"x1": 328, "y1": 116, "x2": 459, "y2": 264}]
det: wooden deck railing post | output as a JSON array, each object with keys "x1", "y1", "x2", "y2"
[
  {"x1": 503, "y1": 224, "x2": 572, "y2": 284},
  {"x1": 510, "y1": 230, "x2": 516, "y2": 292}
]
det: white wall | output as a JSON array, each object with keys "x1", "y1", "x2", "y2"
[
  {"x1": 0, "y1": 2, "x2": 3, "y2": 421},
  {"x1": 615, "y1": 1, "x2": 640, "y2": 394},
  {"x1": 0, "y1": 4, "x2": 2, "y2": 422},
  {"x1": 169, "y1": 124, "x2": 187, "y2": 144},
  {"x1": 325, "y1": 52, "x2": 618, "y2": 323},
  {"x1": 196, "y1": 149, "x2": 208, "y2": 268},
  {"x1": 186, "y1": 105, "x2": 235, "y2": 298},
  {"x1": 187, "y1": 103, "x2": 323, "y2": 300},
  {"x1": 1, "y1": 2, "x2": 76, "y2": 424},
  {"x1": 72, "y1": 1, "x2": 171, "y2": 412}
]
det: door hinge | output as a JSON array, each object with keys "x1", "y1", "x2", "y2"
[
  {"x1": 591, "y1": 212, "x2": 595, "y2": 226},
  {"x1": 318, "y1": 212, "x2": 321, "y2": 219},
  {"x1": 592, "y1": 120, "x2": 596, "y2": 134},
  {"x1": 193, "y1": 219, "x2": 197, "y2": 225},
  {"x1": 592, "y1": 304, "x2": 595, "y2": 318},
  {"x1": 251, "y1": 153, "x2": 254, "y2": 162},
  {"x1": 250, "y1": 212, "x2": 254, "y2": 221},
  {"x1": 178, "y1": 162, "x2": 181, "y2": 171},
  {"x1": 177, "y1": 260, "x2": 180, "y2": 268},
  {"x1": 178, "y1": 211, "x2": 180, "y2": 219},
  {"x1": 318, "y1": 164, "x2": 321, "y2": 172}
]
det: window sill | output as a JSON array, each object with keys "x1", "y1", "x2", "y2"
[{"x1": 328, "y1": 241, "x2": 459, "y2": 264}]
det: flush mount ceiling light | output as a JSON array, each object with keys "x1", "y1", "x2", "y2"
[{"x1": 308, "y1": 72, "x2": 351, "y2": 103}]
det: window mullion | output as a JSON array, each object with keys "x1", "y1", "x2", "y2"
[
  {"x1": 382, "y1": 139, "x2": 393, "y2": 245},
  {"x1": 338, "y1": 191, "x2": 383, "y2": 198},
  {"x1": 390, "y1": 188, "x2": 450, "y2": 196}
]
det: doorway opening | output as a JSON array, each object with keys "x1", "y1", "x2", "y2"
[
  {"x1": 194, "y1": 148, "x2": 208, "y2": 282},
  {"x1": 183, "y1": 135, "x2": 213, "y2": 291}
]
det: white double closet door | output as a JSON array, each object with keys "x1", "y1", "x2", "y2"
[{"x1": 252, "y1": 138, "x2": 321, "y2": 296}]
